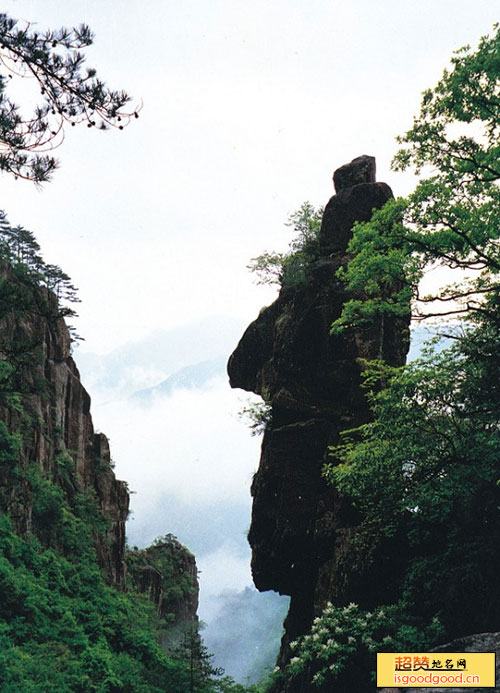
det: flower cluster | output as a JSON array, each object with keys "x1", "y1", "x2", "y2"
[{"x1": 282, "y1": 601, "x2": 444, "y2": 689}]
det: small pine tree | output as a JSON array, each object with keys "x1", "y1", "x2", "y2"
[
  {"x1": 174, "y1": 625, "x2": 224, "y2": 693},
  {"x1": 0, "y1": 12, "x2": 139, "y2": 182}
]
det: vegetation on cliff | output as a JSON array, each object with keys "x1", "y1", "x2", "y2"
[
  {"x1": 0, "y1": 242, "x2": 253, "y2": 691},
  {"x1": 248, "y1": 202, "x2": 322, "y2": 288},
  {"x1": 274, "y1": 23, "x2": 500, "y2": 692},
  {"x1": 0, "y1": 11, "x2": 270, "y2": 692},
  {"x1": 334, "y1": 24, "x2": 500, "y2": 331},
  {"x1": 0, "y1": 213, "x2": 277, "y2": 693}
]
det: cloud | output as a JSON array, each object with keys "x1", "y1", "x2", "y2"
[
  {"x1": 95, "y1": 380, "x2": 260, "y2": 508},
  {"x1": 88, "y1": 374, "x2": 280, "y2": 683},
  {"x1": 202, "y1": 586, "x2": 290, "y2": 684}
]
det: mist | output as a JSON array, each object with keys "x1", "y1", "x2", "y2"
[{"x1": 76, "y1": 323, "x2": 287, "y2": 683}]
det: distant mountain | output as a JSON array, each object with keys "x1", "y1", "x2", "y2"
[
  {"x1": 203, "y1": 587, "x2": 289, "y2": 684},
  {"x1": 75, "y1": 321, "x2": 452, "y2": 402},
  {"x1": 131, "y1": 356, "x2": 227, "y2": 403},
  {"x1": 408, "y1": 324, "x2": 455, "y2": 361},
  {"x1": 75, "y1": 316, "x2": 245, "y2": 398}
]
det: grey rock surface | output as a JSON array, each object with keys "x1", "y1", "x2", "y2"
[{"x1": 333, "y1": 154, "x2": 376, "y2": 192}]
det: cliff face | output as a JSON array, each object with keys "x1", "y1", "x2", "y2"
[
  {"x1": 0, "y1": 255, "x2": 209, "y2": 691},
  {"x1": 0, "y1": 257, "x2": 129, "y2": 587},
  {"x1": 228, "y1": 157, "x2": 410, "y2": 676},
  {"x1": 128, "y1": 536, "x2": 199, "y2": 638}
]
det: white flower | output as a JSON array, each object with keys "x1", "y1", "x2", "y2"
[
  {"x1": 343, "y1": 602, "x2": 357, "y2": 613},
  {"x1": 290, "y1": 640, "x2": 298, "y2": 650},
  {"x1": 290, "y1": 657, "x2": 300, "y2": 665}
]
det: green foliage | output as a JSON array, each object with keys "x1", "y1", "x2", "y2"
[
  {"x1": 0, "y1": 333, "x2": 202, "y2": 692},
  {"x1": 325, "y1": 305, "x2": 500, "y2": 635},
  {"x1": 0, "y1": 12, "x2": 138, "y2": 183},
  {"x1": 238, "y1": 399, "x2": 272, "y2": 436},
  {"x1": 264, "y1": 26, "x2": 500, "y2": 693},
  {"x1": 209, "y1": 676, "x2": 271, "y2": 693},
  {"x1": 0, "y1": 508, "x2": 196, "y2": 692},
  {"x1": 0, "y1": 209, "x2": 80, "y2": 325},
  {"x1": 281, "y1": 601, "x2": 443, "y2": 690},
  {"x1": 0, "y1": 421, "x2": 20, "y2": 468},
  {"x1": 174, "y1": 625, "x2": 223, "y2": 692},
  {"x1": 53, "y1": 453, "x2": 78, "y2": 495},
  {"x1": 127, "y1": 534, "x2": 198, "y2": 622},
  {"x1": 248, "y1": 202, "x2": 322, "y2": 287},
  {"x1": 330, "y1": 198, "x2": 414, "y2": 333},
  {"x1": 334, "y1": 24, "x2": 500, "y2": 332}
]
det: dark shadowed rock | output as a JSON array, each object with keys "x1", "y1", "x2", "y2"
[
  {"x1": 228, "y1": 159, "x2": 410, "y2": 692},
  {"x1": 320, "y1": 180, "x2": 393, "y2": 255},
  {"x1": 333, "y1": 154, "x2": 376, "y2": 192}
]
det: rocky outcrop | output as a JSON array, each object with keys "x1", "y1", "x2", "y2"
[
  {"x1": 228, "y1": 157, "x2": 410, "y2": 681},
  {"x1": 0, "y1": 257, "x2": 129, "y2": 587},
  {"x1": 128, "y1": 536, "x2": 199, "y2": 626}
]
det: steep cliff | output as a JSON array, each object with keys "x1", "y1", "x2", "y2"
[
  {"x1": 0, "y1": 255, "x2": 209, "y2": 691},
  {"x1": 0, "y1": 256, "x2": 129, "y2": 586},
  {"x1": 228, "y1": 156, "x2": 410, "y2": 681},
  {"x1": 127, "y1": 534, "x2": 199, "y2": 644}
]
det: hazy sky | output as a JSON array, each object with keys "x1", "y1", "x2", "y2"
[{"x1": 1, "y1": 1, "x2": 499, "y2": 353}]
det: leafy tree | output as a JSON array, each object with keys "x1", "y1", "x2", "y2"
[
  {"x1": 333, "y1": 24, "x2": 500, "y2": 332},
  {"x1": 284, "y1": 24, "x2": 500, "y2": 692},
  {"x1": 248, "y1": 202, "x2": 323, "y2": 287},
  {"x1": 0, "y1": 12, "x2": 138, "y2": 183},
  {"x1": 238, "y1": 399, "x2": 272, "y2": 436},
  {"x1": 325, "y1": 303, "x2": 500, "y2": 636},
  {"x1": 280, "y1": 601, "x2": 443, "y2": 691}
]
